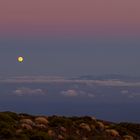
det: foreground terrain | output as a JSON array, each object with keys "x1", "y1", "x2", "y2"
[{"x1": 0, "y1": 112, "x2": 139, "y2": 140}]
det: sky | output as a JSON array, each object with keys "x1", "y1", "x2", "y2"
[
  {"x1": 1, "y1": 1, "x2": 140, "y2": 122},
  {"x1": 0, "y1": 0, "x2": 140, "y2": 37},
  {"x1": 0, "y1": 0, "x2": 140, "y2": 76}
]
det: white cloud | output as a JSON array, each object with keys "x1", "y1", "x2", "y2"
[
  {"x1": 87, "y1": 93, "x2": 95, "y2": 98},
  {"x1": 2, "y1": 76, "x2": 140, "y2": 87},
  {"x1": 128, "y1": 93, "x2": 140, "y2": 98},
  {"x1": 61, "y1": 89, "x2": 95, "y2": 98},
  {"x1": 13, "y1": 87, "x2": 45, "y2": 96},
  {"x1": 61, "y1": 89, "x2": 78, "y2": 97},
  {"x1": 121, "y1": 90, "x2": 129, "y2": 94},
  {"x1": 120, "y1": 90, "x2": 140, "y2": 98}
]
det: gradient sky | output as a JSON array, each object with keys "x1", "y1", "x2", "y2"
[
  {"x1": 0, "y1": 0, "x2": 140, "y2": 76},
  {"x1": 1, "y1": 1, "x2": 140, "y2": 122},
  {"x1": 0, "y1": 0, "x2": 140, "y2": 37}
]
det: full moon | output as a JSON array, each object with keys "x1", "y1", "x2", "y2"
[{"x1": 18, "y1": 56, "x2": 24, "y2": 62}]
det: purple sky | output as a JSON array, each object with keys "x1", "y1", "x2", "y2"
[
  {"x1": 0, "y1": 0, "x2": 140, "y2": 37},
  {"x1": 0, "y1": 1, "x2": 140, "y2": 76},
  {"x1": 1, "y1": 1, "x2": 140, "y2": 122}
]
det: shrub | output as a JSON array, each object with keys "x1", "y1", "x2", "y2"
[
  {"x1": 123, "y1": 135, "x2": 134, "y2": 140},
  {"x1": 48, "y1": 116, "x2": 73, "y2": 127},
  {"x1": 0, "y1": 128, "x2": 14, "y2": 138},
  {"x1": 105, "y1": 129, "x2": 119, "y2": 137},
  {"x1": 66, "y1": 136, "x2": 77, "y2": 140},
  {"x1": 35, "y1": 117, "x2": 49, "y2": 125},
  {"x1": 0, "y1": 112, "x2": 16, "y2": 124},
  {"x1": 30, "y1": 131, "x2": 53, "y2": 140},
  {"x1": 21, "y1": 123, "x2": 32, "y2": 130},
  {"x1": 20, "y1": 119, "x2": 34, "y2": 126},
  {"x1": 79, "y1": 123, "x2": 91, "y2": 132}
]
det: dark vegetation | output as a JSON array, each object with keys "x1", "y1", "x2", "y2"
[{"x1": 0, "y1": 111, "x2": 139, "y2": 140}]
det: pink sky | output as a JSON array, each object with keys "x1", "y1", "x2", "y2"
[{"x1": 0, "y1": 0, "x2": 140, "y2": 37}]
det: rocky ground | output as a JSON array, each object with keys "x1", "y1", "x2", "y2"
[{"x1": 0, "y1": 112, "x2": 139, "y2": 140}]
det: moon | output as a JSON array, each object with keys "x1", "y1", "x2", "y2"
[{"x1": 18, "y1": 56, "x2": 24, "y2": 62}]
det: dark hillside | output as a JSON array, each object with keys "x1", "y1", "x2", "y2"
[{"x1": 0, "y1": 112, "x2": 139, "y2": 140}]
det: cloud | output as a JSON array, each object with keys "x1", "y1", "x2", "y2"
[
  {"x1": 120, "y1": 90, "x2": 140, "y2": 98},
  {"x1": 61, "y1": 89, "x2": 78, "y2": 97},
  {"x1": 0, "y1": 76, "x2": 65, "y2": 83},
  {"x1": 61, "y1": 89, "x2": 95, "y2": 98},
  {"x1": 13, "y1": 87, "x2": 45, "y2": 96},
  {"x1": 87, "y1": 93, "x2": 95, "y2": 98},
  {"x1": 2, "y1": 75, "x2": 140, "y2": 87},
  {"x1": 128, "y1": 93, "x2": 140, "y2": 98},
  {"x1": 121, "y1": 90, "x2": 129, "y2": 94}
]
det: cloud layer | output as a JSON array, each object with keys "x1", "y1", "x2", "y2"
[
  {"x1": 13, "y1": 87, "x2": 45, "y2": 96},
  {"x1": 61, "y1": 89, "x2": 78, "y2": 97},
  {"x1": 61, "y1": 89, "x2": 95, "y2": 98},
  {"x1": 2, "y1": 76, "x2": 140, "y2": 87}
]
